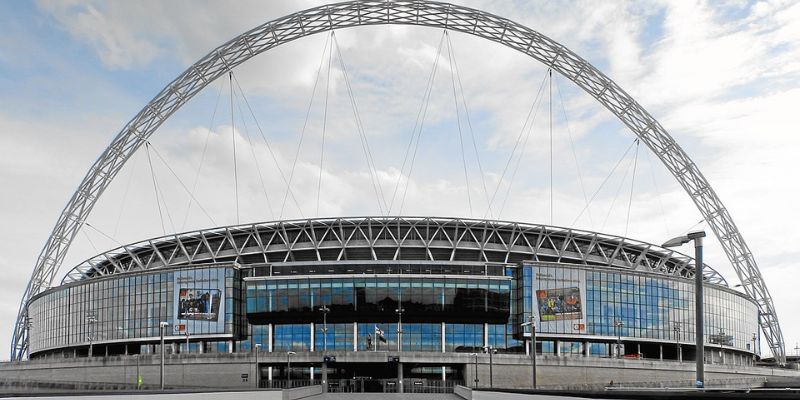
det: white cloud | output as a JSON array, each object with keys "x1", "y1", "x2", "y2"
[{"x1": 2, "y1": 0, "x2": 800, "y2": 360}]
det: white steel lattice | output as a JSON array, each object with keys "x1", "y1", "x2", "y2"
[
  {"x1": 11, "y1": 0, "x2": 785, "y2": 363},
  {"x1": 58, "y1": 216, "x2": 727, "y2": 286}
]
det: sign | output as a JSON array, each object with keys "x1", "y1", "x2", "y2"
[
  {"x1": 536, "y1": 287, "x2": 583, "y2": 321},
  {"x1": 172, "y1": 268, "x2": 226, "y2": 334}
]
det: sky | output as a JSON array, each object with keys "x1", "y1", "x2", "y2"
[{"x1": 1, "y1": 0, "x2": 799, "y2": 361}]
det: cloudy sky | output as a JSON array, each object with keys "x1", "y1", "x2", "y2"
[{"x1": 1, "y1": 0, "x2": 799, "y2": 360}]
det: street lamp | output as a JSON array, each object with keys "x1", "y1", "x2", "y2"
[
  {"x1": 395, "y1": 307, "x2": 405, "y2": 352},
  {"x1": 751, "y1": 333, "x2": 758, "y2": 363},
  {"x1": 482, "y1": 346, "x2": 495, "y2": 388},
  {"x1": 86, "y1": 314, "x2": 97, "y2": 357},
  {"x1": 613, "y1": 320, "x2": 624, "y2": 358},
  {"x1": 287, "y1": 351, "x2": 296, "y2": 389},
  {"x1": 254, "y1": 344, "x2": 262, "y2": 388},
  {"x1": 662, "y1": 230, "x2": 706, "y2": 388},
  {"x1": 319, "y1": 305, "x2": 330, "y2": 353},
  {"x1": 521, "y1": 315, "x2": 537, "y2": 389},
  {"x1": 468, "y1": 353, "x2": 479, "y2": 388},
  {"x1": 159, "y1": 321, "x2": 169, "y2": 390},
  {"x1": 673, "y1": 322, "x2": 682, "y2": 362},
  {"x1": 184, "y1": 329, "x2": 190, "y2": 354}
]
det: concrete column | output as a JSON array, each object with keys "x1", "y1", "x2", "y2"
[
  {"x1": 310, "y1": 322, "x2": 315, "y2": 352},
  {"x1": 268, "y1": 366, "x2": 273, "y2": 381},
  {"x1": 353, "y1": 322, "x2": 358, "y2": 351},
  {"x1": 397, "y1": 362, "x2": 404, "y2": 393},
  {"x1": 441, "y1": 322, "x2": 446, "y2": 353},
  {"x1": 555, "y1": 340, "x2": 561, "y2": 356},
  {"x1": 268, "y1": 323, "x2": 273, "y2": 352},
  {"x1": 659, "y1": 345, "x2": 663, "y2": 360},
  {"x1": 322, "y1": 361, "x2": 328, "y2": 393},
  {"x1": 483, "y1": 323, "x2": 489, "y2": 348},
  {"x1": 442, "y1": 366, "x2": 446, "y2": 382},
  {"x1": 583, "y1": 341, "x2": 589, "y2": 357}
]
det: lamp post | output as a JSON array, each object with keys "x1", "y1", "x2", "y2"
[
  {"x1": 673, "y1": 322, "x2": 682, "y2": 362},
  {"x1": 86, "y1": 314, "x2": 97, "y2": 357},
  {"x1": 159, "y1": 321, "x2": 169, "y2": 390},
  {"x1": 752, "y1": 333, "x2": 758, "y2": 363},
  {"x1": 614, "y1": 320, "x2": 624, "y2": 358},
  {"x1": 184, "y1": 329, "x2": 190, "y2": 354},
  {"x1": 287, "y1": 351, "x2": 296, "y2": 389},
  {"x1": 662, "y1": 230, "x2": 706, "y2": 388},
  {"x1": 469, "y1": 353, "x2": 479, "y2": 388},
  {"x1": 482, "y1": 346, "x2": 494, "y2": 388},
  {"x1": 254, "y1": 344, "x2": 262, "y2": 388},
  {"x1": 521, "y1": 315, "x2": 537, "y2": 389},
  {"x1": 319, "y1": 305, "x2": 330, "y2": 353},
  {"x1": 395, "y1": 307, "x2": 405, "y2": 352}
]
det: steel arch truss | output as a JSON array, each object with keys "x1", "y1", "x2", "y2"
[
  {"x1": 60, "y1": 217, "x2": 727, "y2": 286},
  {"x1": 12, "y1": 0, "x2": 784, "y2": 362}
]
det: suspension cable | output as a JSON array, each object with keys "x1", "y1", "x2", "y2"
[
  {"x1": 148, "y1": 144, "x2": 217, "y2": 226},
  {"x1": 182, "y1": 78, "x2": 224, "y2": 230},
  {"x1": 445, "y1": 32, "x2": 493, "y2": 218},
  {"x1": 600, "y1": 139, "x2": 638, "y2": 232},
  {"x1": 388, "y1": 30, "x2": 446, "y2": 215},
  {"x1": 332, "y1": 32, "x2": 389, "y2": 214},
  {"x1": 229, "y1": 71, "x2": 240, "y2": 225},
  {"x1": 112, "y1": 150, "x2": 140, "y2": 237},
  {"x1": 84, "y1": 222, "x2": 123, "y2": 247},
  {"x1": 554, "y1": 77, "x2": 594, "y2": 229},
  {"x1": 445, "y1": 32, "x2": 473, "y2": 217},
  {"x1": 317, "y1": 36, "x2": 333, "y2": 217},
  {"x1": 278, "y1": 33, "x2": 332, "y2": 219},
  {"x1": 497, "y1": 73, "x2": 548, "y2": 218},
  {"x1": 231, "y1": 74, "x2": 305, "y2": 218},
  {"x1": 571, "y1": 139, "x2": 639, "y2": 226},
  {"x1": 145, "y1": 142, "x2": 167, "y2": 235},
  {"x1": 549, "y1": 68, "x2": 553, "y2": 225},
  {"x1": 483, "y1": 69, "x2": 550, "y2": 219},
  {"x1": 624, "y1": 139, "x2": 640, "y2": 237},
  {"x1": 231, "y1": 85, "x2": 275, "y2": 220}
]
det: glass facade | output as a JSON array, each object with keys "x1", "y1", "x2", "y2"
[
  {"x1": 27, "y1": 259, "x2": 759, "y2": 361},
  {"x1": 516, "y1": 263, "x2": 759, "y2": 351},
  {"x1": 28, "y1": 265, "x2": 241, "y2": 354}
]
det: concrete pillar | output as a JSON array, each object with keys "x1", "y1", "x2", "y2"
[
  {"x1": 583, "y1": 341, "x2": 590, "y2": 357},
  {"x1": 353, "y1": 322, "x2": 358, "y2": 351},
  {"x1": 659, "y1": 345, "x2": 663, "y2": 360},
  {"x1": 310, "y1": 322, "x2": 315, "y2": 352},
  {"x1": 441, "y1": 322, "x2": 446, "y2": 353},
  {"x1": 268, "y1": 323, "x2": 273, "y2": 352},
  {"x1": 397, "y1": 362, "x2": 404, "y2": 393},
  {"x1": 442, "y1": 366, "x2": 446, "y2": 381},
  {"x1": 322, "y1": 361, "x2": 328, "y2": 392},
  {"x1": 555, "y1": 340, "x2": 561, "y2": 356},
  {"x1": 268, "y1": 366, "x2": 273, "y2": 381},
  {"x1": 483, "y1": 323, "x2": 489, "y2": 348}
]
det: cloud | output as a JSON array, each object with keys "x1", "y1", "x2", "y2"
[{"x1": 2, "y1": 0, "x2": 800, "y2": 360}]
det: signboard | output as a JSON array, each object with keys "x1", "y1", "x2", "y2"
[
  {"x1": 172, "y1": 268, "x2": 225, "y2": 334},
  {"x1": 536, "y1": 287, "x2": 583, "y2": 321}
]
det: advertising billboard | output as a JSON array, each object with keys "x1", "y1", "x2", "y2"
[
  {"x1": 529, "y1": 265, "x2": 587, "y2": 334},
  {"x1": 172, "y1": 267, "x2": 226, "y2": 334},
  {"x1": 536, "y1": 286, "x2": 583, "y2": 321}
]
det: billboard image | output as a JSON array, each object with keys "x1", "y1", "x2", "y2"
[
  {"x1": 536, "y1": 286, "x2": 582, "y2": 321},
  {"x1": 178, "y1": 288, "x2": 221, "y2": 320}
]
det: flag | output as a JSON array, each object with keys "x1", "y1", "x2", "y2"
[{"x1": 375, "y1": 325, "x2": 387, "y2": 343}]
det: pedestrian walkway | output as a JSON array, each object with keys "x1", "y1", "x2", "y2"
[{"x1": 309, "y1": 393, "x2": 460, "y2": 400}]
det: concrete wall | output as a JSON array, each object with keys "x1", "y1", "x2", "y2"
[{"x1": 2, "y1": 352, "x2": 797, "y2": 391}]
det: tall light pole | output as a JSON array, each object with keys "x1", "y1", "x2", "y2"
[
  {"x1": 159, "y1": 321, "x2": 169, "y2": 390},
  {"x1": 663, "y1": 230, "x2": 706, "y2": 388},
  {"x1": 469, "y1": 353, "x2": 479, "y2": 388},
  {"x1": 287, "y1": 351, "x2": 296, "y2": 389},
  {"x1": 395, "y1": 307, "x2": 404, "y2": 352},
  {"x1": 752, "y1": 333, "x2": 758, "y2": 363},
  {"x1": 673, "y1": 322, "x2": 682, "y2": 362},
  {"x1": 320, "y1": 305, "x2": 330, "y2": 353},
  {"x1": 184, "y1": 329, "x2": 190, "y2": 354},
  {"x1": 483, "y1": 346, "x2": 494, "y2": 388},
  {"x1": 521, "y1": 315, "x2": 537, "y2": 389},
  {"x1": 254, "y1": 343, "x2": 262, "y2": 388},
  {"x1": 614, "y1": 320, "x2": 624, "y2": 358},
  {"x1": 86, "y1": 314, "x2": 97, "y2": 357}
]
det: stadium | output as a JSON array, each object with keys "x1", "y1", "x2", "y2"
[
  {"x1": 20, "y1": 216, "x2": 765, "y2": 389},
  {"x1": 6, "y1": 0, "x2": 798, "y2": 393}
]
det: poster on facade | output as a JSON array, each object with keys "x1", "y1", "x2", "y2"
[
  {"x1": 178, "y1": 288, "x2": 221, "y2": 320},
  {"x1": 173, "y1": 268, "x2": 225, "y2": 334},
  {"x1": 536, "y1": 287, "x2": 582, "y2": 321}
]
